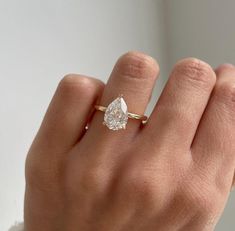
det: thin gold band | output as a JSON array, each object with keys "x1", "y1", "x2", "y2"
[{"x1": 94, "y1": 105, "x2": 148, "y2": 124}]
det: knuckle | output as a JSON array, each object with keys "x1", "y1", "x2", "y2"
[
  {"x1": 173, "y1": 58, "x2": 215, "y2": 89},
  {"x1": 115, "y1": 51, "x2": 159, "y2": 81},
  {"x1": 61, "y1": 74, "x2": 87, "y2": 87},
  {"x1": 214, "y1": 81, "x2": 235, "y2": 105},
  {"x1": 215, "y1": 63, "x2": 235, "y2": 76},
  {"x1": 59, "y1": 74, "x2": 103, "y2": 97}
]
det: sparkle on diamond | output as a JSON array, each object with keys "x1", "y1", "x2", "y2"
[{"x1": 104, "y1": 97, "x2": 128, "y2": 130}]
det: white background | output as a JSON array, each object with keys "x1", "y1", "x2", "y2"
[{"x1": 0, "y1": 0, "x2": 234, "y2": 230}]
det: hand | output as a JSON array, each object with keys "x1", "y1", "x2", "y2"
[{"x1": 24, "y1": 52, "x2": 235, "y2": 231}]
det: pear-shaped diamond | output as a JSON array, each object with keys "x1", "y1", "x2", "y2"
[{"x1": 104, "y1": 97, "x2": 128, "y2": 130}]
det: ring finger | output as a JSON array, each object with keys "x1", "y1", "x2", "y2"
[{"x1": 84, "y1": 51, "x2": 159, "y2": 144}]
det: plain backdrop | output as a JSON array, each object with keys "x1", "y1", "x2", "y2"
[{"x1": 0, "y1": 0, "x2": 234, "y2": 230}]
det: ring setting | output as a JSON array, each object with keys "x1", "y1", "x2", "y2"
[{"x1": 95, "y1": 96, "x2": 148, "y2": 131}]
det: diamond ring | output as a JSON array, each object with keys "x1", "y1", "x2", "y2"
[{"x1": 94, "y1": 96, "x2": 148, "y2": 131}]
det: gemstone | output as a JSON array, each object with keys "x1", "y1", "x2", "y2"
[{"x1": 103, "y1": 97, "x2": 128, "y2": 130}]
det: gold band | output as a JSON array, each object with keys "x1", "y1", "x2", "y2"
[{"x1": 94, "y1": 105, "x2": 148, "y2": 124}]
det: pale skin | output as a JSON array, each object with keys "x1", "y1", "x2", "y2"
[{"x1": 24, "y1": 52, "x2": 235, "y2": 231}]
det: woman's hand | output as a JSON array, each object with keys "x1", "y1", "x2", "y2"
[{"x1": 24, "y1": 52, "x2": 235, "y2": 231}]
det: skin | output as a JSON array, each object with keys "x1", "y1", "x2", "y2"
[{"x1": 24, "y1": 52, "x2": 235, "y2": 231}]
